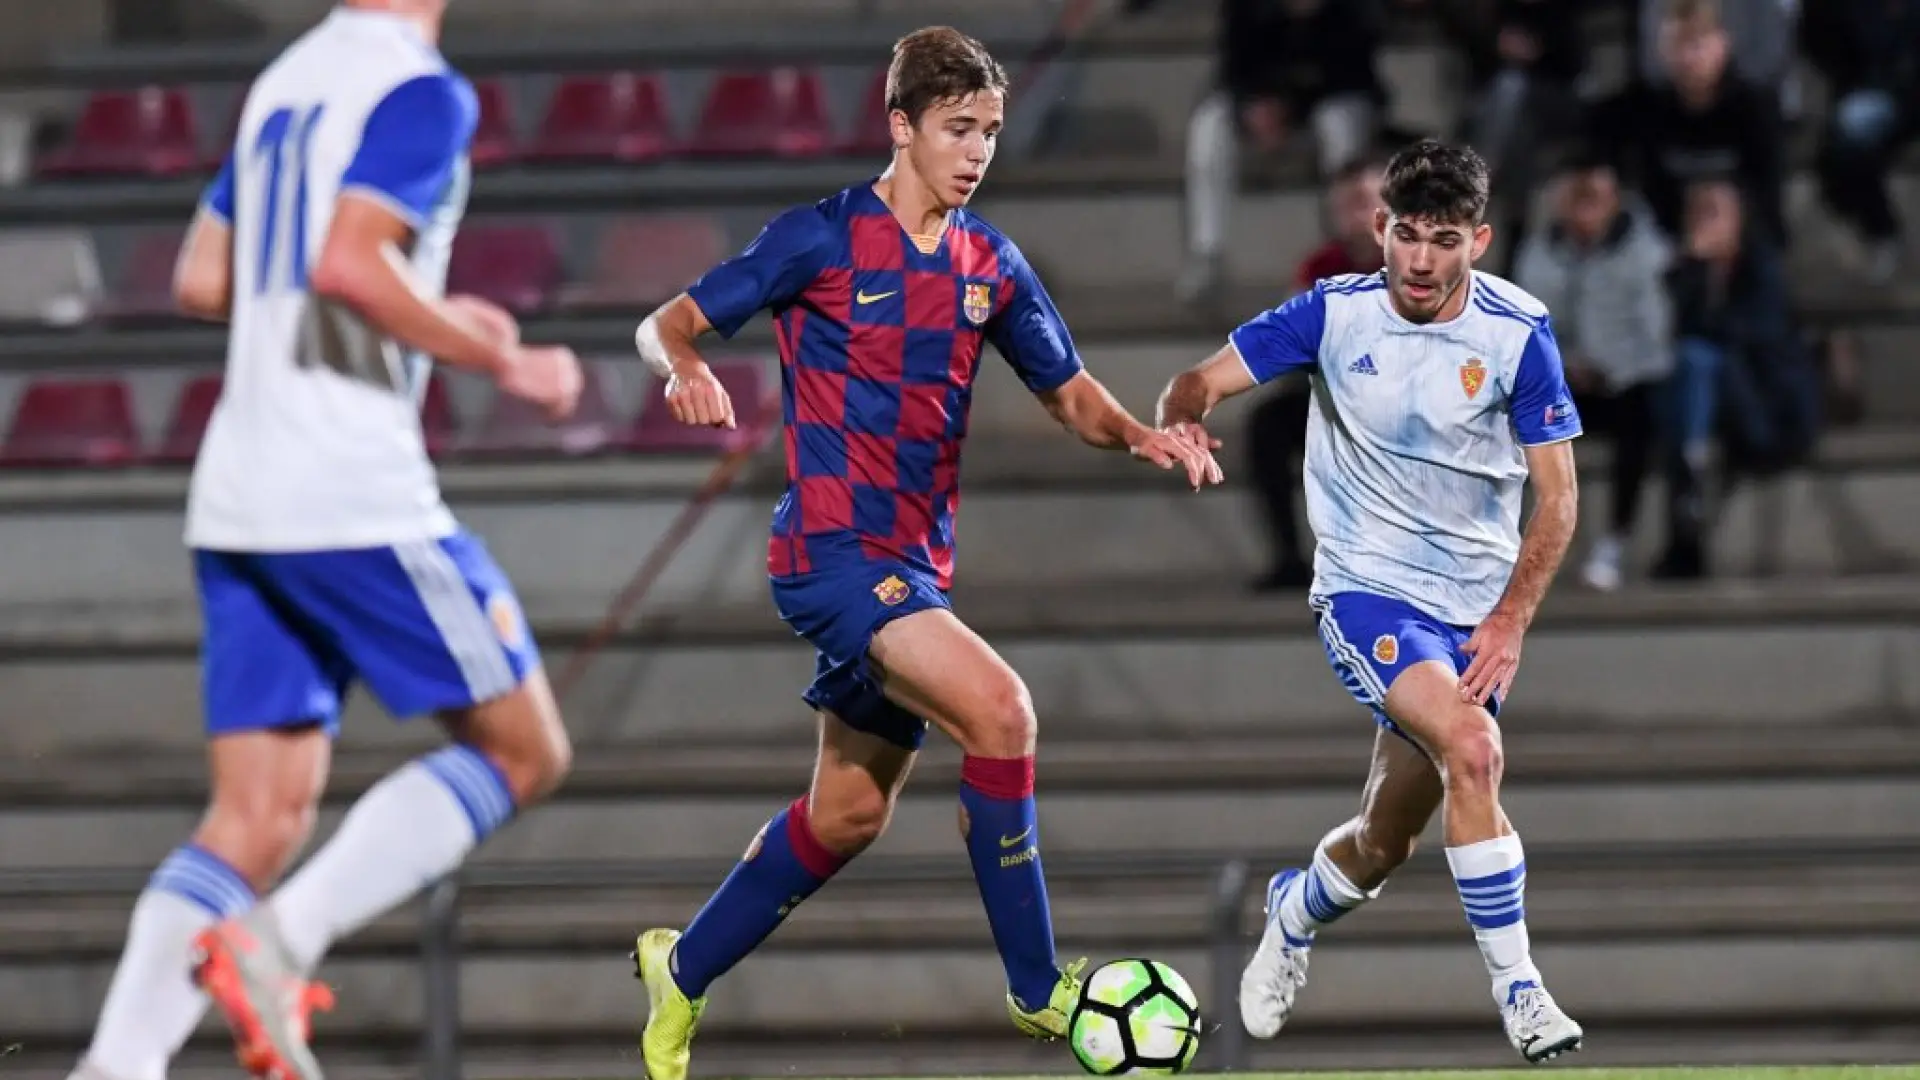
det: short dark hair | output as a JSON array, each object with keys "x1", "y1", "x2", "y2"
[
  {"x1": 886, "y1": 26, "x2": 1009, "y2": 126},
  {"x1": 1381, "y1": 138, "x2": 1490, "y2": 226}
]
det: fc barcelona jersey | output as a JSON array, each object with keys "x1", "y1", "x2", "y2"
[{"x1": 687, "y1": 181, "x2": 1083, "y2": 589}]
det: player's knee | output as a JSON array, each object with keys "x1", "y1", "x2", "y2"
[
  {"x1": 966, "y1": 674, "x2": 1037, "y2": 758},
  {"x1": 1437, "y1": 719, "x2": 1504, "y2": 796},
  {"x1": 810, "y1": 785, "x2": 895, "y2": 856}
]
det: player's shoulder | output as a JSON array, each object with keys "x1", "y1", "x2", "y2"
[
  {"x1": 950, "y1": 208, "x2": 1031, "y2": 273},
  {"x1": 1319, "y1": 270, "x2": 1388, "y2": 298},
  {"x1": 1468, "y1": 272, "x2": 1551, "y2": 328}
]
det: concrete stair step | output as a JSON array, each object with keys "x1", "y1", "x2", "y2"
[
  {"x1": 5, "y1": 776, "x2": 1919, "y2": 872},
  {"x1": 10, "y1": 723, "x2": 1920, "y2": 807},
  {"x1": 8, "y1": 936, "x2": 1919, "y2": 1042},
  {"x1": 5, "y1": 858, "x2": 1914, "y2": 962}
]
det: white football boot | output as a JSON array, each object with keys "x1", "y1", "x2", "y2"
[
  {"x1": 1238, "y1": 869, "x2": 1314, "y2": 1039},
  {"x1": 1501, "y1": 978, "x2": 1584, "y2": 1063}
]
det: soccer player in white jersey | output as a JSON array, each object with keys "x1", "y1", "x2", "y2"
[
  {"x1": 1155, "y1": 139, "x2": 1586, "y2": 1063},
  {"x1": 65, "y1": 5, "x2": 582, "y2": 1080}
]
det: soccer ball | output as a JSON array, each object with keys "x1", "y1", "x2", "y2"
[{"x1": 1068, "y1": 959, "x2": 1202, "y2": 1075}]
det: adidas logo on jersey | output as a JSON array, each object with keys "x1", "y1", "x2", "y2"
[{"x1": 1349, "y1": 354, "x2": 1378, "y2": 376}]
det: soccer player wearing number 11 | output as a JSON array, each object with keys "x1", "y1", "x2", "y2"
[
  {"x1": 67, "y1": 5, "x2": 581, "y2": 1080},
  {"x1": 1156, "y1": 140, "x2": 1586, "y2": 1064}
]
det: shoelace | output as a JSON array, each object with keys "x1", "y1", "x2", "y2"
[{"x1": 1508, "y1": 986, "x2": 1553, "y2": 1037}]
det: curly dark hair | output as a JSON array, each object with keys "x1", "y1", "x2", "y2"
[
  {"x1": 886, "y1": 26, "x2": 1009, "y2": 126},
  {"x1": 1382, "y1": 138, "x2": 1491, "y2": 226}
]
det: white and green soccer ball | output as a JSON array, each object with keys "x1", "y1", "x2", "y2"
[{"x1": 1068, "y1": 958, "x2": 1203, "y2": 1075}]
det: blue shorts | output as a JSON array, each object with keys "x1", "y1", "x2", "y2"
[
  {"x1": 770, "y1": 560, "x2": 950, "y2": 751},
  {"x1": 1309, "y1": 591, "x2": 1501, "y2": 743},
  {"x1": 195, "y1": 530, "x2": 540, "y2": 738}
]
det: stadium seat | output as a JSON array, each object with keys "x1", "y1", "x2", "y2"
[
  {"x1": 529, "y1": 73, "x2": 673, "y2": 163},
  {"x1": 103, "y1": 232, "x2": 184, "y2": 321},
  {"x1": 444, "y1": 224, "x2": 563, "y2": 315},
  {"x1": 156, "y1": 374, "x2": 222, "y2": 464},
  {"x1": 469, "y1": 79, "x2": 520, "y2": 168},
  {"x1": 556, "y1": 215, "x2": 727, "y2": 311},
  {"x1": 38, "y1": 87, "x2": 204, "y2": 178},
  {"x1": 684, "y1": 68, "x2": 832, "y2": 158},
  {"x1": 0, "y1": 229, "x2": 104, "y2": 327},
  {"x1": 470, "y1": 362, "x2": 623, "y2": 457},
  {"x1": 841, "y1": 68, "x2": 894, "y2": 156},
  {"x1": 628, "y1": 359, "x2": 769, "y2": 453},
  {"x1": 420, "y1": 373, "x2": 459, "y2": 458},
  {"x1": 1, "y1": 378, "x2": 142, "y2": 467}
]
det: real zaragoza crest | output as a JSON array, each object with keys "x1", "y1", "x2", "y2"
[
  {"x1": 1459, "y1": 357, "x2": 1486, "y2": 400},
  {"x1": 963, "y1": 282, "x2": 993, "y2": 325}
]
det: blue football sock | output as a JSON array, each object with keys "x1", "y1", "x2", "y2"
[
  {"x1": 670, "y1": 796, "x2": 846, "y2": 999},
  {"x1": 960, "y1": 754, "x2": 1060, "y2": 1010}
]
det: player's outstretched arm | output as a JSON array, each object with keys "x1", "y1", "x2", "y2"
[
  {"x1": 1037, "y1": 372, "x2": 1223, "y2": 489},
  {"x1": 1155, "y1": 344, "x2": 1258, "y2": 430},
  {"x1": 1158, "y1": 282, "x2": 1325, "y2": 452},
  {"x1": 174, "y1": 207, "x2": 234, "y2": 323}
]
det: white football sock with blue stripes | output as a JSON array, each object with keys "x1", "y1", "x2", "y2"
[
  {"x1": 268, "y1": 744, "x2": 516, "y2": 973},
  {"x1": 79, "y1": 845, "x2": 255, "y2": 1080},
  {"x1": 1447, "y1": 832, "x2": 1540, "y2": 997},
  {"x1": 1275, "y1": 838, "x2": 1377, "y2": 945}
]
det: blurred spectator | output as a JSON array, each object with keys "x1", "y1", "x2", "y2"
[
  {"x1": 1800, "y1": 0, "x2": 1920, "y2": 283},
  {"x1": 1596, "y1": 0, "x2": 1787, "y2": 244},
  {"x1": 1513, "y1": 150, "x2": 1681, "y2": 591},
  {"x1": 1636, "y1": 0, "x2": 1799, "y2": 98},
  {"x1": 1179, "y1": 0, "x2": 1386, "y2": 304},
  {"x1": 1664, "y1": 180, "x2": 1820, "y2": 578},
  {"x1": 1418, "y1": 0, "x2": 1589, "y2": 211},
  {"x1": 1246, "y1": 157, "x2": 1386, "y2": 592}
]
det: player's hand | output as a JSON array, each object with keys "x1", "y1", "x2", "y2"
[
  {"x1": 499, "y1": 344, "x2": 583, "y2": 421},
  {"x1": 1128, "y1": 424, "x2": 1223, "y2": 490},
  {"x1": 666, "y1": 359, "x2": 736, "y2": 429},
  {"x1": 445, "y1": 294, "x2": 521, "y2": 351},
  {"x1": 1458, "y1": 611, "x2": 1524, "y2": 707}
]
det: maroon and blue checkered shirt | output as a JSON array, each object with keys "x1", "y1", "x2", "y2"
[{"x1": 688, "y1": 182, "x2": 1083, "y2": 589}]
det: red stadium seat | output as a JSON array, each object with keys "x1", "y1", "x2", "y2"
[
  {"x1": 684, "y1": 68, "x2": 832, "y2": 158},
  {"x1": 841, "y1": 68, "x2": 894, "y2": 156},
  {"x1": 556, "y1": 215, "x2": 728, "y2": 311},
  {"x1": 38, "y1": 87, "x2": 204, "y2": 178},
  {"x1": 104, "y1": 232, "x2": 184, "y2": 321},
  {"x1": 420, "y1": 373, "x2": 459, "y2": 458},
  {"x1": 471, "y1": 363, "x2": 622, "y2": 457},
  {"x1": 530, "y1": 73, "x2": 673, "y2": 163},
  {"x1": 628, "y1": 360, "x2": 769, "y2": 453},
  {"x1": 2, "y1": 378, "x2": 142, "y2": 467},
  {"x1": 468, "y1": 79, "x2": 520, "y2": 168},
  {"x1": 157, "y1": 374, "x2": 222, "y2": 464},
  {"x1": 444, "y1": 224, "x2": 563, "y2": 316}
]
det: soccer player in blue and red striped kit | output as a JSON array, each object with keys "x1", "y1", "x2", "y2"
[{"x1": 629, "y1": 25, "x2": 1222, "y2": 1080}]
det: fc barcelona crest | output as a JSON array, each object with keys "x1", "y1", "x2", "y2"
[
  {"x1": 963, "y1": 282, "x2": 993, "y2": 325},
  {"x1": 873, "y1": 575, "x2": 910, "y2": 606},
  {"x1": 1459, "y1": 357, "x2": 1486, "y2": 400}
]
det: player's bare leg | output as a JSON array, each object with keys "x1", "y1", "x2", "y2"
[
  {"x1": 1241, "y1": 726, "x2": 1440, "y2": 1038},
  {"x1": 73, "y1": 728, "x2": 331, "y2": 1080},
  {"x1": 869, "y1": 608, "x2": 1086, "y2": 1040},
  {"x1": 197, "y1": 674, "x2": 572, "y2": 1080},
  {"x1": 1384, "y1": 660, "x2": 1583, "y2": 1063},
  {"x1": 637, "y1": 714, "x2": 915, "y2": 1080}
]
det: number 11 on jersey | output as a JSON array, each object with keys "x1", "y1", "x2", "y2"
[{"x1": 252, "y1": 104, "x2": 325, "y2": 297}]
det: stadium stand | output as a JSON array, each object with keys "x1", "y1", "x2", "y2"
[{"x1": 2, "y1": 2, "x2": 1920, "y2": 1079}]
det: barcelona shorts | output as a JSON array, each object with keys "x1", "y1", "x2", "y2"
[
  {"x1": 1308, "y1": 591, "x2": 1501, "y2": 746},
  {"x1": 770, "y1": 560, "x2": 951, "y2": 751},
  {"x1": 195, "y1": 529, "x2": 539, "y2": 738}
]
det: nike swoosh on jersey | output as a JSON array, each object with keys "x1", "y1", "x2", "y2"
[
  {"x1": 999, "y1": 826, "x2": 1034, "y2": 848},
  {"x1": 856, "y1": 290, "x2": 898, "y2": 304}
]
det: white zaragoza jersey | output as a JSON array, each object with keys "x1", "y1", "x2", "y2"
[
  {"x1": 186, "y1": 7, "x2": 476, "y2": 551},
  {"x1": 1230, "y1": 271, "x2": 1583, "y2": 626}
]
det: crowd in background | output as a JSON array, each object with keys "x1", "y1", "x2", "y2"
[{"x1": 1176, "y1": 0, "x2": 1918, "y2": 591}]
